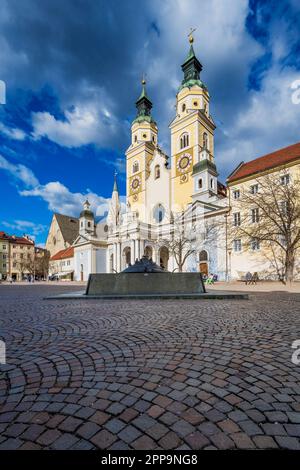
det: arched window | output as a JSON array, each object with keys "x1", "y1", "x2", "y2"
[
  {"x1": 155, "y1": 165, "x2": 160, "y2": 180},
  {"x1": 203, "y1": 132, "x2": 208, "y2": 149},
  {"x1": 182, "y1": 103, "x2": 186, "y2": 112},
  {"x1": 153, "y1": 204, "x2": 165, "y2": 223},
  {"x1": 210, "y1": 178, "x2": 214, "y2": 189},
  {"x1": 180, "y1": 132, "x2": 189, "y2": 150},
  {"x1": 198, "y1": 178, "x2": 203, "y2": 189},
  {"x1": 199, "y1": 250, "x2": 208, "y2": 262},
  {"x1": 134, "y1": 135, "x2": 137, "y2": 143},
  {"x1": 132, "y1": 161, "x2": 139, "y2": 173}
]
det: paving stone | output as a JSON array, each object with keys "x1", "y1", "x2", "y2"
[
  {"x1": 253, "y1": 435, "x2": 278, "y2": 449},
  {"x1": 132, "y1": 435, "x2": 157, "y2": 450},
  {"x1": 51, "y1": 433, "x2": 79, "y2": 450},
  {"x1": 262, "y1": 423, "x2": 287, "y2": 436},
  {"x1": 231, "y1": 432, "x2": 255, "y2": 449},
  {"x1": 37, "y1": 429, "x2": 61, "y2": 446},
  {"x1": 184, "y1": 432, "x2": 210, "y2": 449},
  {"x1": 91, "y1": 429, "x2": 117, "y2": 449},
  {"x1": 2, "y1": 285, "x2": 300, "y2": 451},
  {"x1": 158, "y1": 431, "x2": 182, "y2": 449},
  {"x1": 275, "y1": 436, "x2": 300, "y2": 450},
  {"x1": 77, "y1": 422, "x2": 100, "y2": 439},
  {"x1": 117, "y1": 425, "x2": 141, "y2": 444},
  {"x1": 210, "y1": 432, "x2": 235, "y2": 450},
  {"x1": 59, "y1": 416, "x2": 83, "y2": 432}
]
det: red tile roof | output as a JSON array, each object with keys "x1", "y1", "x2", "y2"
[
  {"x1": 0, "y1": 231, "x2": 34, "y2": 245},
  {"x1": 50, "y1": 246, "x2": 74, "y2": 261},
  {"x1": 227, "y1": 142, "x2": 300, "y2": 183}
]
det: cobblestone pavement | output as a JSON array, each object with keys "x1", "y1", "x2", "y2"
[{"x1": 1, "y1": 285, "x2": 300, "y2": 450}]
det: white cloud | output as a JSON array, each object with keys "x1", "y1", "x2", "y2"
[
  {"x1": 0, "y1": 122, "x2": 26, "y2": 140},
  {"x1": 217, "y1": 65, "x2": 300, "y2": 174},
  {"x1": 2, "y1": 219, "x2": 47, "y2": 236},
  {"x1": 0, "y1": 154, "x2": 38, "y2": 187},
  {"x1": 20, "y1": 181, "x2": 111, "y2": 217},
  {"x1": 31, "y1": 87, "x2": 123, "y2": 148},
  {"x1": 0, "y1": 154, "x2": 113, "y2": 218}
]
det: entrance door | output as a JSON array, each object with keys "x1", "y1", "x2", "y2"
[{"x1": 199, "y1": 262, "x2": 208, "y2": 276}]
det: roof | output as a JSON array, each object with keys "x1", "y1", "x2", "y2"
[
  {"x1": 54, "y1": 213, "x2": 79, "y2": 245},
  {"x1": 227, "y1": 142, "x2": 300, "y2": 183},
  {"x1": 50, "y1": 246, "x2": 74, "y2": 261},
  {"x1": 0, "y1": 231, "x2": 34, "y2": 245}
]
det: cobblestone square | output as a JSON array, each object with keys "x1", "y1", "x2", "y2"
[{"x1": 1, "y1": 284, "x2": 300, "y2": 450}]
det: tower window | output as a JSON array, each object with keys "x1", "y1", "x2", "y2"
[
  {"x1": 132, "y1": 161, "x2": 139, "y2": 173},
  {"x1": 87, "y1": 221, "x2": 91, "y2": 228},
  {"x1": 180, "y1": 132, "x2": 189, "y2": 149},
  {"x1": 198, "y1": 178, "x2": 203, "y2": 189},
  {"x1": 155, "y1": 165, "x2": 160, "y2": 180},
  {"x1": 142, "y1": 133, "x2": 147, "y2": 139},
  {"x1": 203, "y1": 132, "x2": 208, "y2": 149},
  {"x1": 182, "y1": 103, "x2": 186, "y2": 112},
  {"x1": 210, "y1": 178, "x2": 214, "y2": 189},
  {"x1": 134, "y1": 135, "x2": 137, "y2": 143},
  {"x1": 193, "y1": 101, "x2": 198, "y2": 106}
]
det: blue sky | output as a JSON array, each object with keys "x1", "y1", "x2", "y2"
[{"x1": 0, "y1": 0, "x2": 300, "y2": 245}]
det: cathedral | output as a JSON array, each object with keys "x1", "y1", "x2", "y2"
[
  {"x1": 70, "y1": 33, "x2": 229, "y2": 281},
  {"x1": 46, "y1": 33, "x2": 300, "y2": 282}
]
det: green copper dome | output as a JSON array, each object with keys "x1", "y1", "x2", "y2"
[
  {"x1": 132, "y1": 80, "x2": 156, "y2": 125},
  {"x1": 179, "y1": 42, "x2": 206, "y2": 92}
]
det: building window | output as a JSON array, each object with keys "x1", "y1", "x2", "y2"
[
  {"x1": 3, "y1": 263, "x2": 6, "y2": 268},
  {"x1": 3, "y1": 254, "x2": 7, "y2": 259},
  {"x1": 193, "y1": 101, "x2": 198, "y2": 106},
  {"x1": 2, "y1": 245, "x2": 6, "y2": 250},
  {"x1": 87, "y1": 221, "x2": 91, "y2": 228},
  {"x1": 134, "y1": 135, "x2": 137, "y2": 143},
  {"x1": 251, "y1": 238, "x2": 260, "y2": 251},
  {"x1": 280, "y1": 174, "x2": 290, "y2": 185},
  {"x1": 233, "y1": 239, "x2": 242, "y2": 252},
  {"x1": 279, "y1": 200, "x2": 288, "y2": 215},
  {"x1": 233, "y1": 212, "x2": 241, "y2": 226},
  {"x1": 154, "y1": 165, "x2": 160, "y2": 179},
  {"x1": 80, "y1": 221, "x2": 83, "y2": 228},
  {"x1": 132, "y1": 161, "x2": 139, "y2": 173},
  {"x1": 182, "y1": 103, "x2": 186, "y2": 112},
  {"x1": 153, "y1": 204, "x2": 165, "y2": 223},
  {"x1": 198, "y1": 178, "x2": 203, "y2": 189},
  {"x1": 210, "y1": 178, "x2": 214, "y2": 189},
  {"x1": 13, "y1": 262, "x2": 17, "y2": 268},
  {"x1": 180, "y1": 132, "x2": 189, "y2": 149},
  {"x1": 251, "y1": 208, "x2": 259, "y2": 223},
  {"x1": 142, "y1": 133, "x2": 147, "y2": 139},
  {"x1": 203, "y1": 132, "x2": 208, "y2": 149},
  {"x1": 233, "y1": 190, "x2": 240, "y2": 199},
  {"x1": 250, "y1": 184, "x2": 259, "y2": 194}
]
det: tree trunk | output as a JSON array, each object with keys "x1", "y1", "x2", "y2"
[{"x1": 285, "y1": 250, "x2": 295, "y2": 284}]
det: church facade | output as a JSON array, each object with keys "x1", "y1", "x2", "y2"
[
  {"x1": 72, "y1": 34, "x2": 230, "y2": 281},
  {"x1": 46, "y1": 35, "x2": 299, "y2": 282}
]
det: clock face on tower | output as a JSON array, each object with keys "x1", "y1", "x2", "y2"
[
  {"x1": 177, "y1": 153, "x2": 192, "y2": 173},
  {"x1": 131, "y1": 175, "x2": 141, "y2": 192}
]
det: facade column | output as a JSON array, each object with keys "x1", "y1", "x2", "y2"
[
  {"x1": 113, "y1": 243, "x2": 117, "y2": 272},
  {"x1": 140, "y1": 240, "x2": 144, "y2": 258},
  {"x1": 131, "y1": 240, "x2": 135, "y2": 264},
  {"x1": 116, "y1": 242, "x2": 121, "y2": 272}
]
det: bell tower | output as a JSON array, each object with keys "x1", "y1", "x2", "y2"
[
  {"x1": 170, "y1": 32, "x2": 216, "y2": 212},
  {"x1": 125, "y1": 79, "x2": 158, "y2": 222}
]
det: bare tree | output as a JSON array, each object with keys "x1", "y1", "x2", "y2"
[
  {"x1": 232, "y1": 169, "x2": 300, "y2": 283},
  {"x1": 156, "y1": 212, "x2": 198, "y2": 272}
]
